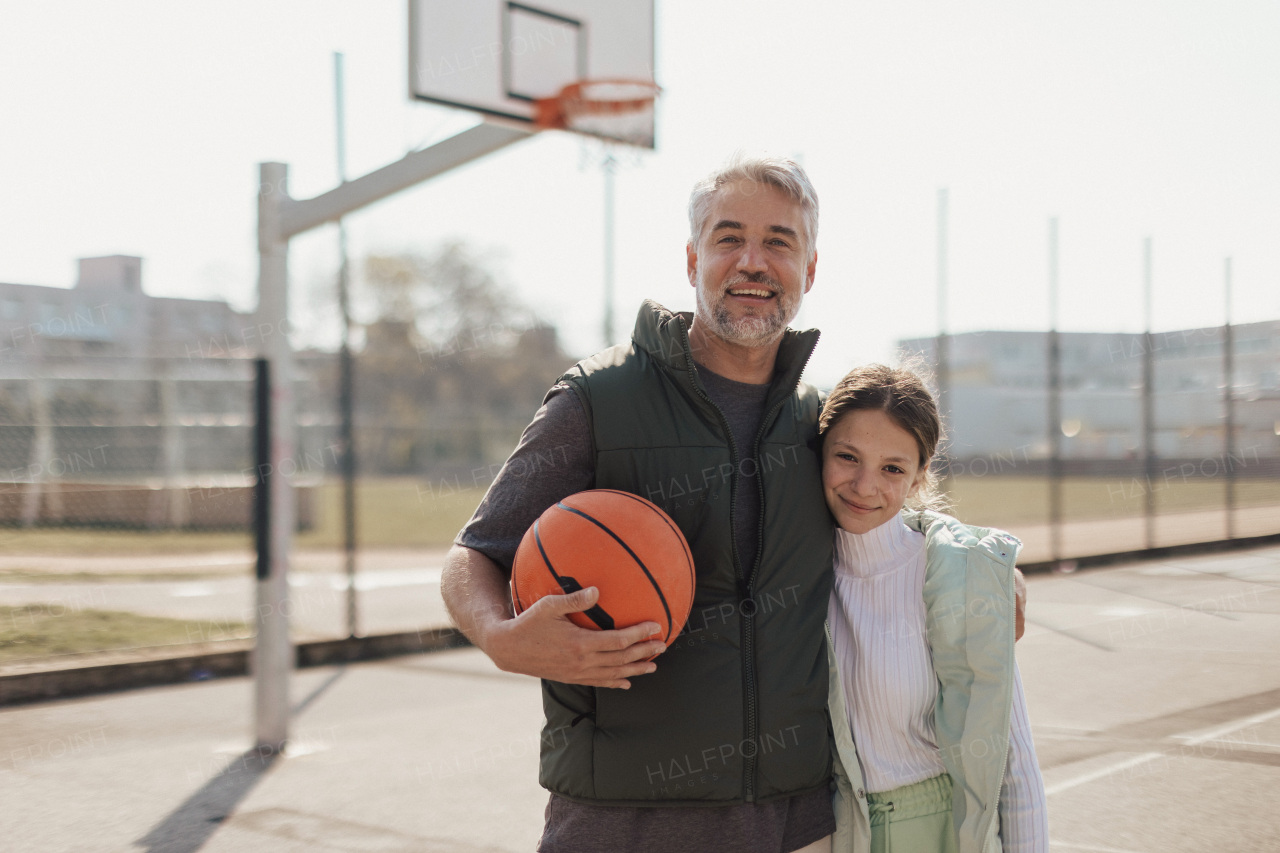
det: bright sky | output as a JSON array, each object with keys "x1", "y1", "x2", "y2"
[{"x1": 3, "y1": 0, "x2": 1278, "y2": 386}]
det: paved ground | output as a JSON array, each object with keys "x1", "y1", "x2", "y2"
[{"x1": 2, "y1": 544, "x2": 1279, "y2": 851}]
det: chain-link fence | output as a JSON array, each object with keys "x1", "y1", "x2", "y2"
[
  {"x1": 5, "y1": 320, "x2": 1278, "y2": 563},
  {"x1": 0, "y1": 320, "x2": 573, "y2": 549},
  {"x1": 905, "y1": 319, "x2": 1280, "y2": 564}
]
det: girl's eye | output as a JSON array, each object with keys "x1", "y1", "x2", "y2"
[{"x1": 885, "y1": 465, "x2": 905, "y2": 475}]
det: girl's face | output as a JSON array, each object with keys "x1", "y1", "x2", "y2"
[{"x1": 822, "y1": 408, "x2": 927, "y2": 534}]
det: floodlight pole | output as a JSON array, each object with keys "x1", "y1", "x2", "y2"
[
  {"x1": 602, "y1": 151, "x2": 617, "y2": 347},
  {"x1": 335, "y1": 52, "x2": 358, "y2": 639},
  {"x1": 935, "y1": 188, "x2": 950, "y2": 485},
  {"x1": 253, "y1": 121, "x2": 532, "y2": 750}
]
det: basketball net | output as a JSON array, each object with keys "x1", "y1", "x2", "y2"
[{"x1": 534, "y1": 79, "x2": 661, "y2": 149}]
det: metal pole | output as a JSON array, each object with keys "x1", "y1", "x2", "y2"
[
  {"x1": 1047, "y1": 217, "x2": 1063, "y2": 562},
  {"x1": 936, "y1": 187, "x2": 951, "y2": 485},
  {"x1": 335, "y1": 52, "x2": 358, "y2": 638},
  {"x1": 1224, "y1": 257, "x2": 1236, "y2": 539},
  {"x1": 602, "y1": 152, "x2": 617, "y2": 347},
  {"x1": 1141, "y1": 237, "x2": 1155, "y2": 550},
  {"x1": 255, "y1": 161, "x2": 294, "y2": 751},
  {"x1": 245, "y1": 122, "x2": 531, "y2": 750}
]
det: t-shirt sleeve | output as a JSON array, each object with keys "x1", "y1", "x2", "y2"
[{"x1": 454, "y1": 384, "x2": 595, "y2": 574}]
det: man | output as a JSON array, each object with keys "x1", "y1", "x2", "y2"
[{"x1": 442, "y1": 155, "x2": 1023, "y2": 852}]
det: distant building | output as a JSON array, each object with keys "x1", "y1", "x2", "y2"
[
  {"x1": 0, "y1": 257, "x2": 276, "y2": 528},
  {"x1": 898, "y1": 321, "x2": 1280, "y2": 462},
  {"x1": 0, "y1": 255, "x2": 252, "y2": 360}
]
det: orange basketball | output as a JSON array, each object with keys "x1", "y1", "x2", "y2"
[{"x1": 511, "y1": 489, "x2": 696, "y2": 644}]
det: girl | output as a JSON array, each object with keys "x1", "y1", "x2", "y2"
[{"x1": 821, "y1": 364, "x2": 1048, "y2": 853}]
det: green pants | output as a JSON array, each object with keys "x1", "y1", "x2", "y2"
[{"x1": 868, "y1": 773, "x2": 957, "y2": 853}]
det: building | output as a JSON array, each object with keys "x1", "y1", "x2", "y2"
[
  {"x1": 0, "y1": 257, "x2": 282, "y2": 528},
  {"x1": 898, "y1": 321, "x2": 1280, "y2": 463},
  {"x1": 0, "y1": 255, "x2": 252, "y2": 361}
]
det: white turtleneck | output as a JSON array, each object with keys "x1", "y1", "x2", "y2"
[{"x1": 828, "y1": 515, "x2": 1048, "y2": 853}]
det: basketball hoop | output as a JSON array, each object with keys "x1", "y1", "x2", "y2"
[{"x1": 535, "y1": 78, "x2": 661, "y2": 148}]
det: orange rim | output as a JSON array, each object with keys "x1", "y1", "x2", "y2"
[{"x1": 534, "y1": 78, "x2": 661, "y2": 130}]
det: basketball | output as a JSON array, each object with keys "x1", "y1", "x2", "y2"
[{"x1": 511, "y1": 489, "x2": 696, "y2": 644}]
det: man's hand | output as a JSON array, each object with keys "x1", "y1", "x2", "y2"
[
  {"x1": 441, "y1": 545, "x2": 666, "y2": 689},
  {"x1": 1014, "y1": 567, "x2": 1027, "y2": 641},
  {"x1": 484, "y1": 587, "x2": 667, "y2": 689}
]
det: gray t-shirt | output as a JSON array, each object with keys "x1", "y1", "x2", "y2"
[{"x1": 456, "y1": 365, "x2": 835, "y2": 853}]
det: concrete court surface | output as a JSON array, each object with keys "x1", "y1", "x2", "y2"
[{"x1": 2, "y1": 545, "x2": 1278, "y2": 852}]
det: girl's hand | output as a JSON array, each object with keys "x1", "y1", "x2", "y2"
[{"x1": 1014, "y1": 568, "x2": 1027, "y2": 640}]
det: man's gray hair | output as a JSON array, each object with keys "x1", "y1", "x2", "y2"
[{"x1": 687, "y1": 154, "x2": 819, "y2": 258}]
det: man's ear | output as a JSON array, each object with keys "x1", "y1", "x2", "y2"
[
  {"x1": 687, "y1": 241, "x2": 698, "y2": 287},
  {"x1": 804, "y1": 249, "x2": 818, "y2": 294}
]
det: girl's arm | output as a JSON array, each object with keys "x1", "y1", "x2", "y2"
[{"x1": 999, "y1": 663, "x2": 1049, "y2": 853}]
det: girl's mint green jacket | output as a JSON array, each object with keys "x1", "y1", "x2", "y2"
[{"x1": 828, "y1": 510, "x2": 1022, "y2": 853}]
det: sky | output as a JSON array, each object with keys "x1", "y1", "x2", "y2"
[{"x1": 3, "y1": 0, "x2": 1278, "y2": 386}]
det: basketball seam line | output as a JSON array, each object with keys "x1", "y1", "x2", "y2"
[
  {"x1": 533, "y1": 519, "x2": 616, "y2": 631},
  {"x1": 556, "y1": 502, "x2": 676, "y2": 643},
  {"x1": 592, "y1": 490, "x2": 695, "y2": 610}
]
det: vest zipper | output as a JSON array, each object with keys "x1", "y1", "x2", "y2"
[
  {"x1": 673, "y1": 317, "x2": 754, "y2": 800},
  {"x1": 740, "y1": 341, "x2": 815, "y2": 802},
  {"x1": 673, "y1": 315, "x2": 817, "y2": 804}
]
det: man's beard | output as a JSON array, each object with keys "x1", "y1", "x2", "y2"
[{"x1": 695, "y1": 272, "x2": 799, "y2": 347}]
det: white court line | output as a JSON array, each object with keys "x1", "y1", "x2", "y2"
[
  {"x1": 1043, "y1": 752, "x2": 1163, "y2": 796},
  {"x1": 1050, "y1": 842, "x2": 1144, "y2": 853},
  {"x1": 1174, "y1": 706, "x2": 1280, "y2": 746},
  {"x1": 1046, "y1": 706, "x2": 1280, "y2": 796}
]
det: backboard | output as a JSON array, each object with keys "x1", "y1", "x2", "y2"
[{"x1": 409, "y1": 0, "x2": 657, "y2": 148}]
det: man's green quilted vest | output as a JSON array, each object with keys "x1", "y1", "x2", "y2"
[{"x1": 539, "y1": 300, "x2": 835, "y2": 806}]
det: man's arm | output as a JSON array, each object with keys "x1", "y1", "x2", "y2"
[{"x1": 441, "y1": 544, "x2": 667, "y2": 689}]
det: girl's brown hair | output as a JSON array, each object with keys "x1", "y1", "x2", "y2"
[{"x1": 818, "y1": 363, "x2": 948, "y2": 511}]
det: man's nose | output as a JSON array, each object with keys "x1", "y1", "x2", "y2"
[{"x1": 736, "y1": 241, "x2": 768, "y2": 272}]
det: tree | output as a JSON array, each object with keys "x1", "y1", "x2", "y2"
[
  {"x1": 361, "y1": 241, "x2": 533, "y2": 353},
  {"x1": 347, "y1": 242, "x2": 575, "y2": 475}
]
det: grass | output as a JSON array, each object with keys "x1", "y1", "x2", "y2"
[
  {"x1": 0, "y1": 604, "x2": 249, "y2": 664},
  {"x1": 295, "y1": 479, "x2": 485, "y2": 549},
  {"x1": 0, "y1": 569, "x2": 245, "y2": 584},
  {"x1": 0, "y1": 476, "x2": 1275, "y2": 557},
  {"x1": 0, "y1": 479, "x2": 487, "y2": 556}
]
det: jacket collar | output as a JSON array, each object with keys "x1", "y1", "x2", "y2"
[{"x1": 630, "y1": 299, "x2": 820, "y2": 404}]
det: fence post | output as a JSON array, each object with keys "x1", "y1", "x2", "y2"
[
  {"x1": 1047, "y1": 217, "x2": 1063, "y2": 562},
  {"x1": 1223, "y1": 257, "x2": 1236, "y2": 539},
  {"x1": 1141, "y1": 237, "x2": 1156, "y2": 549}
]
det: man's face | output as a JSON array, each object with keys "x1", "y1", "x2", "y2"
[{"x1": 687, "y1": 180, "x2": 817, "y2": 347}]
